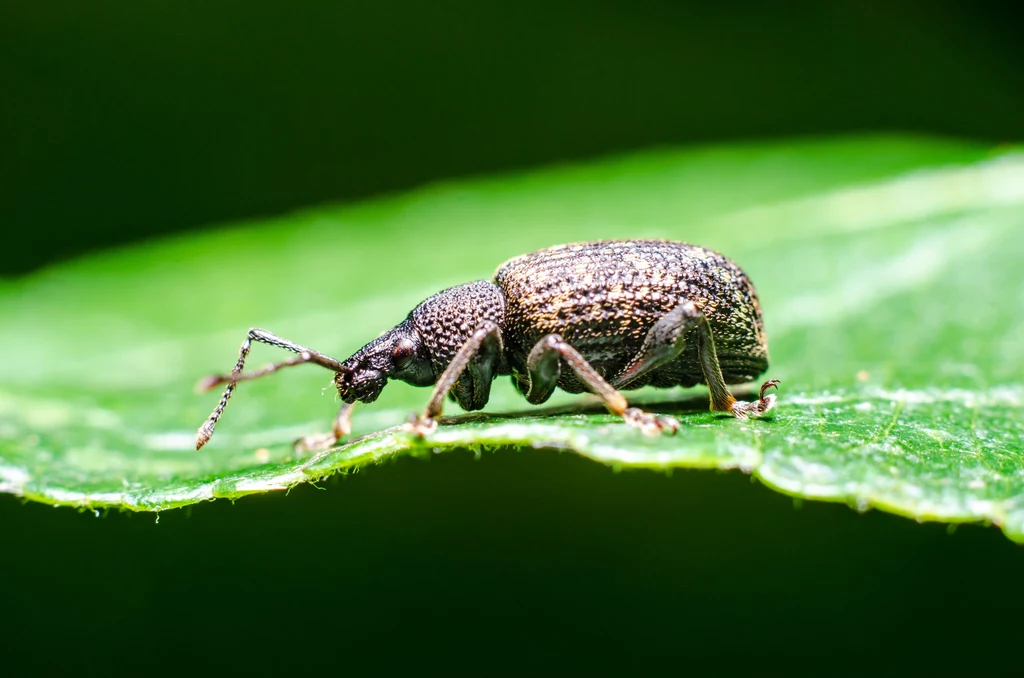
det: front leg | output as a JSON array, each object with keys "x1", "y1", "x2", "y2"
[
  {"x1": 405, "y1": 321, "x2": 503, "y2": 437},
  {"x1": 520, "y1": 334, "x2": 679, "y2": 436},
  {"x1": 294, "y1": 401, "x2": 356, "y2": 457}
]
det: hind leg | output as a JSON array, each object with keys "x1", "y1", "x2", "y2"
[{"x1": 612, "y1": 301, "x2": 778, "y2": 419}]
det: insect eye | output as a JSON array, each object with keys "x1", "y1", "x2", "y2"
[{"x1": 392, "y1": 340, "x2": 415, "y2": 366}]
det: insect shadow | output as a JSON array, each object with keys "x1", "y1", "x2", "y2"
[
  {"x1": 295, "y1": 387, "x2": 776, "y2": 469},
  {"x1": 434, "y1": 386, "x2": 772, "y2": 428}
]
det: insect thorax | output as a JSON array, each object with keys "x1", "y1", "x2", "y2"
[{"x1": 410, "y1": 280, "x2": 507, "y2": 377}]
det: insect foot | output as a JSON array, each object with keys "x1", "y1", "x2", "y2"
[
  {"x1": 403, "y1": 412, "x2": 439, "y2": 438},
  {"x1": 293, "y1": 432, "x2": 341, "y2": 455},
  {"x1": 623, "y1": 408, "x2": 680, "y2": 436},
  {"x1": 294, "y1": 402, "x2": 355, "y2": 456},
  {"x1": 731, "y1": 379, "x2": 781, "y2": 420}
]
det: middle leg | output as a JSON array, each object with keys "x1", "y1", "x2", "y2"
[{"x1": 518, "y1": 334, "x2": 679, "y2": 435}]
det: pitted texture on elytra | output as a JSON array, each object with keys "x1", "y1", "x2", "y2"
[
  {"x1": 495, "y1": 240, "x2": 768, "y2": 392},
  {"x1": 411, "y1": 280, "x2": 506, "y2": 377}
]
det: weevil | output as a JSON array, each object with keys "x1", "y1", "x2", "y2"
[{"x1": 196, "y1": 240, "x2": 779, "y2": 451}]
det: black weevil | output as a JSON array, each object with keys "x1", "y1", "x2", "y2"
[{"x1": 196, "y1": 240, "x2": 779, "y2": 450}]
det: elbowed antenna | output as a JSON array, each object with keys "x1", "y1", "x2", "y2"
[{"x1": 195, "y1": 328, "x2": 347, "y2": 450}]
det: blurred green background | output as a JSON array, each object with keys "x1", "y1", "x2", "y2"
[{"x1": 3, "y1": 0, "x2": 1024, "y2": 673}]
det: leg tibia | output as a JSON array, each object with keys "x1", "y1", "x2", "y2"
[
  {"x1": 523, "y1": 334, "x2": 678, "y2": 436},
  {"x1": 405, "y1": 321, "x2": 502, "y2": 437}
]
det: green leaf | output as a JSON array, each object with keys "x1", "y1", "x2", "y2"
[{"x1": 2, "y1": 135, "x2": 1022, "y2": 540}]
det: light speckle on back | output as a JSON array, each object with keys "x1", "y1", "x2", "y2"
[{"x1": 495, "y1": 239, "x2": 768, "y2": 392}]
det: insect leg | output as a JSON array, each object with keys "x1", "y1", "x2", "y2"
[
  {"x1": 405, "y1": 321, "x2": 502, "y2": 436},
  {"x1": 295, "y1": 401, "x2": 357, "y2": 458},
  {"x1": 611, "y1": 301, "x2": 702, "y2": 390},
  {"x1": 612, "y1": 301, "x2": 778, "y2": 419},
  {"x1": 523, "y1": 333, "x2": 679, "y2": 436},
  {"x1": 196, "y1": 328, "x2": 347, "y2": 450}
]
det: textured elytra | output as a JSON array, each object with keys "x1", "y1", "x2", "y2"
[{"x1": 494, "y1": 240, "x2": 769, "y2": 393}]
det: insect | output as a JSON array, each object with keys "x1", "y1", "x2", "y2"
[{"x1": 196, "y1": 240, "x2": 779, "y2": 451}]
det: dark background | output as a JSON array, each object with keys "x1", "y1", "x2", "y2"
[
  {"x1": 3, "y1": 0, "x2": 1024, "y2": 673},
  {"x1": 2, "y1": 0, "x2": 1024, "y2": 275}
]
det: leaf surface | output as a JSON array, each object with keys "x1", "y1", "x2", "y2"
[{"x1": 1, "y1": 135, "x2": 1022, "y2": 538}]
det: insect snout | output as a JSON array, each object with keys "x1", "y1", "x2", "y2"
[{"x1": 334, "y1": 364, "x2": 385, "y2": 403}]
